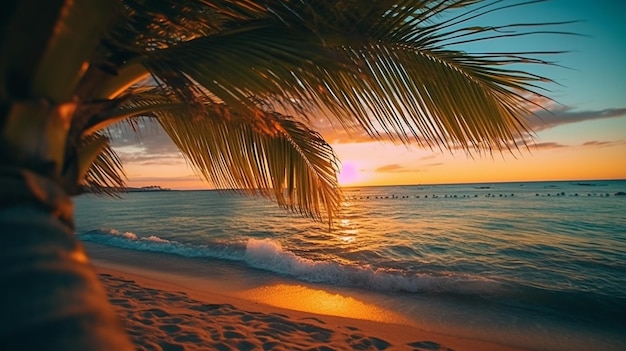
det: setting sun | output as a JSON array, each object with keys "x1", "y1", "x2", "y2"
[{"x1": 337, "y1": 161, "x2": 362, "y2": 185}]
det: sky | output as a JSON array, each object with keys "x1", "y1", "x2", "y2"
[{"x1": 113, "y1": 0, "x2": 626, "y2": 189}]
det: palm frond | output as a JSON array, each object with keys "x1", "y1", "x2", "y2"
[
  {"x1": 64, "y1": 0, "x2": 572, "y2": 221},
  {"x1": 81, "y1": 87, "x2": 180, "y2": 136},
  {"x1": 155, "y1": 107, "x2": 341, "y2": 221},
  {"x1": 82, "y1": 86, "x2": 341, "y2": 220},
  {"x1": 121, "y1": 0, "x2": 570, "y2": 155},
  {"x1": 79, "y1": 132, "x2": 126, "y2": 194}
]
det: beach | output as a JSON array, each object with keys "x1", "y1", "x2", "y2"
[
  {"x1": 76, "y1": 181, "x2": 626, "y2": 351},
  {"x1": 93, "y1": 249, "x2": 526, "y2": 351}
]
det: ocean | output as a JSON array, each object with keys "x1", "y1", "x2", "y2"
[{"x1": 74, "y1": 180, "x2": 626, "y2": 350}]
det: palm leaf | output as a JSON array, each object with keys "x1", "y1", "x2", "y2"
[
  {"x1": 70, "y1": 0, "x2": 572, "y2": 221},
  {"x1": 121, "y1": 0, "x2": 570, "y2": 155},
  {"x1": 79, "y1": 132, "x2": 126, "y2": 193},
  {"x1": 155, "y1": 106, "x2": 341, "y2": 221},
  {"x1": 87, "y1": 87, "x2": 341, "y2": 220}
]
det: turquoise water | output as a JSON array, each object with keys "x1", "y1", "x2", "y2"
[{"x1": 75, "y1": 180, "x2": 626, "y2": 350}]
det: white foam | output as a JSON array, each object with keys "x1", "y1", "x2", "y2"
[
  {"x1": 108, "y1": 229, "x2": 138, "y2": 240},
  {"x1": 145, "y1": 235, "x2": 170, "y2": 243},
  {"x1": 79, "y1": 230, "x2": 499, "y2": 295},
  {"x1": 244, "y1": 238, "x2": 344, "y2": 282},
  {"x1": 78, "y1": 228, "x2": 244, "y2": 260},
  {"x1": 242, "y1": 238, "x2": 499, "y2": 294}
]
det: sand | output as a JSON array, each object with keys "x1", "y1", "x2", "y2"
[{"x1": 96, "y1": 262, "x2": 529, "y2": 351}]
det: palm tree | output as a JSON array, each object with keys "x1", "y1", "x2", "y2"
[{"x1": 0, "y1": 0, "x2": 569, "y2": 349}]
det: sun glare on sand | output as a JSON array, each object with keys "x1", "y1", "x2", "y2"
[{"x1": 239, "y1": 283, "x2": 410, "y2": 324}]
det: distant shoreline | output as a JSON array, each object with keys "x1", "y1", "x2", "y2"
[
  {"x1": 124, "y1": 185, "x2": 173, "y2": 192},
  {"x1": 83, "y1": 185, "x2": 176, "y2": 193},
  {"x1": 128, "y1": 178, "x2": 626, "y2": 192}
]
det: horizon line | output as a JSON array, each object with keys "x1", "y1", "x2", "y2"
[{"x1": 135, "y1": 177, "x2": 626, "y2": 192}]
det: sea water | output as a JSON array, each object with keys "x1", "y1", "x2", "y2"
[{"x1": 74, "y1": 180, "x2": 626, "y2": 350}]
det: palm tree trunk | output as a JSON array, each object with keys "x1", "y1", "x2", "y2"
[{"x1": 0, "y1": 168, "x2": 134, "y2": 350}]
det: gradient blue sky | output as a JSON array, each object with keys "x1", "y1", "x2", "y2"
[{"x1": 114, "y1": 0, "x2": 626, "y2": 189}]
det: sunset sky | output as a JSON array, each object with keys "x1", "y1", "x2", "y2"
[{"x1": 114, "y1": 0, "x2": 626, "y2": 189}]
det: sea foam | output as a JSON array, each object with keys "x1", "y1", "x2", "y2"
[{"x1": 79, "y1": 229, "x2": 499, "y2": 295}]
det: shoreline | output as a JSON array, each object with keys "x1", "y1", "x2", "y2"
[{"x1": 89, "y1": 244, "x2": 528, "y2": 351}]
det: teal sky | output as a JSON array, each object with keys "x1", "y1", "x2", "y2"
[
  {"x1": 477, "y1": 0, "x2": 626, "y2": 155},
  {"x1": 450, "y1": 0, "x2": 625, "y2": 111},
  {"x1": 528, "y1": 0, "x2": 625, "y2": 110}
]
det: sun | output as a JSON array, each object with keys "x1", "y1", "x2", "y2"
[{"x1": 337, "y1": 161, "x2": 361, "y2": 185}]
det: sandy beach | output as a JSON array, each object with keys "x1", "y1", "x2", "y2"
[{"x1": 93, "y1": 248, "x2": 529, "y2": 351}]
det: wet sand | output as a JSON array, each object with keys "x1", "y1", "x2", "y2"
[{"x1": 95, "y1": 258, "x2": 528, "y2": 351}]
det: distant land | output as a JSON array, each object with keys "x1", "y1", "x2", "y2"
[
  {"x1": 124, "y1": 185, "x2": 172, "y2": 192},
  {"x1": 84, "y1": 185, "x2": 173, "y2": 193}
]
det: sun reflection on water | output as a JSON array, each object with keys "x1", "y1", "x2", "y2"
[{"x1": 340, "y1": 236, "x2": 355, "y2": 243}]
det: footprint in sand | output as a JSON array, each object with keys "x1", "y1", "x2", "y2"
[
  {"x1": 347, "y1": 334, "x2": 391, "y2": 350},
  {"x1": 159, "y1": 324, "x2": 181, "y2": 333},
  {"x1": 407, "y1": 340, "x2": 454, "y2": 351}
]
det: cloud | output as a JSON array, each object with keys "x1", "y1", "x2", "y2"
[
  {"x1": 318, "y1": 106, "x2": 626, "y2": 145},
  {"x1": 530, "y1": 142, "x2": 568, "y2": 150},
  {"x1": 424, "y1": 162, "x2": 444, "y2": 167},
  {"x1": 117, "y1": 152, "x2": 185, "y2": 166},
  {"x1": 109, "y1": 122, "x2": 188, "y2": 166},
  {"x1": 527, "y1": 107, "x2": 626, "y2": 132},
  {"x1": 374, "y1": 163, "x2": 437, "y2": 173},
  {"x1": 375, "y1": 164, "x2": 406, "y2": 173},
  {"x1": 110, "y1": 122, "x2": 181, "y2": 154},
  {"x1": 581, "y1": 140, "x2": 626, "y2": 148},
  {"x1": 419, "y1": 154, "x2": 438, "y2": 161},
  {"x1": 523, "y1": 94, "x2": 559, "y2": 113},
  {"x1": 109, "y1": 105, "x2": 626, "y2": 169}
]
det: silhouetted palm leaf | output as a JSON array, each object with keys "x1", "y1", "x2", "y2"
[
  {"x1": 79, "y1": 133, "x2": 126, "y2": 192},
  {"x1": 3, "y1": 0, "x2": 573, "y2": 222},
  {"x1": 157, "y1": 108, "x2": 342, "y2": 221},
  {"x1": 67, "y1": 0, "x2": 571, "y2": 223}
]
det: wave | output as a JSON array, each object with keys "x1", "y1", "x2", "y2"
[
  {"x1": 243, "y1": 238, "x2": 501, "y2": 295},
  {"x1": 78, "y1": 228, "x2": 626, "y2": 326},
  {"x1": 78, "y1": 229, "x2": 246, "y2": 260},
  {"x1": 78, "y1": 229, "x2": 501, "y2": 295}
]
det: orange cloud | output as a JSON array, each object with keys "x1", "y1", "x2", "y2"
[
  {"x1": 317, "y1": 106, "x2": 626, "y2": 147},
  {"x1": 375, "y1": 164, "x2": 406, "y2": 173},
  {"x1": 531, "y1": 142, "x2": 568, "y2": 150}
]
